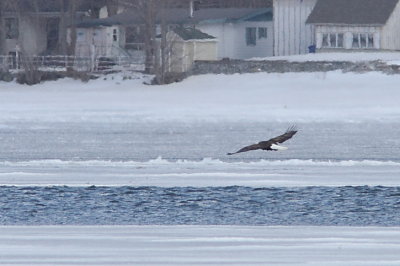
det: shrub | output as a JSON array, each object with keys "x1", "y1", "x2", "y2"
[
  {"x1": 151, "y1": 72, "x2": 187, "y2": 85},
  {"x1": 0, "y1": 71, "x2": 14, "y2": 82}
]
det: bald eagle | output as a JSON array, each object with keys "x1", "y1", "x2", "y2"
[{"x1": 227, "y1": 126, "x2": 298, "y2": 155}]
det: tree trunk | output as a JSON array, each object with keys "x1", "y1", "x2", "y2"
[
  {"x1": 159, "y1": 17, "x2": 168, "y2": 84},
  {"x1": 58, "y1": 0, "x2": 68, "y2": 55},
  {"x1": 106, "y1": 0, "x2": 119, "y2": 17},
  {"x1": 67, "y1": 0, "x2": 77, "y2": 71},
  {"x1": 144, "y1": 0, "x2": 156, "y2": 74},
  {"x1": 0, "y1": 1, "x2": 4, "y2": 55}
]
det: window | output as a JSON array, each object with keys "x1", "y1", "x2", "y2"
[
  {"x1": 246, "y1": 27, "x2": 257, "y2": 46},
  {"x1": 258, "y1": 27, "x2": 267, "y2": 39},
  {"x1": 329, "y1": 33, "x2": 336, "y2": 47},
  {"x1": 5, "y1": 18, "x2": 19, "y2": 39},
  {"x1": 322, "y1": 33, "x2": 329, "y2": 47},
  {"x1": 246, "y1": 27, "x2": 268, "y2": 46},
  {"x1": 77, "y1": 31, "x2": 85, "y2": 42},
  {"x1": 367, "y1": 34, "x2": 374, "y2": 48},
  {"x1": 321, "y1": 33, "x2": 344, "y2": 48},
  {"x1": 337, "y1": 34, "x2": 344, "y2": 48},
  {"x1": 113, "y1": 29, "x2": 118, "y2": 42},
  {"x1": 352, "y1": 33, "x2": 374, "y2": 49},
  {"x1": 352, "y1": 33, "x2": 360, "y2": 48},
  {"x1": 360, "y1": 34, "x2": 367, "y2": 48}
]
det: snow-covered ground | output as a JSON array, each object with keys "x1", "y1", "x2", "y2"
[
  {"x1": 1, "y1": 225, "x2": 400, "y2": 265},
  {"x1": 1, "y1": 70, "x2": 400, "y2": 123}
]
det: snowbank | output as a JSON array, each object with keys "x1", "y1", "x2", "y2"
[
  {"x1": 1, "y1": 70, "x2": 400, "y2": 122},
  {"x1": 252, "y1": 51, "x2": 400, "y2": 63}
]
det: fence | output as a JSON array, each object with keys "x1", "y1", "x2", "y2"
[{"x1": 0, "y1": 55, "x2": 145, "y2": 73}]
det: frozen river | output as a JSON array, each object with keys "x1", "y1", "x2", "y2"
[
  {"x1": 0, "y1": 121, "x2": 399, "y2": 187},
  {"x1": 0, "y1": 121, "x2": 400, "y2": 227}
]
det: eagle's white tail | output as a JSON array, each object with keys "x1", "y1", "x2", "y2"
[{"x1": 271, "y1": 143, "x2": 288, "y2": 151}]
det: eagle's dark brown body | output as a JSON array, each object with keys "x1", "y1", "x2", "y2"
[{"x1": 227, "y1": 126, "x2": 297, "y2": 155}]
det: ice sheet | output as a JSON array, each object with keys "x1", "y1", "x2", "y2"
[{"x1": 0, "y1": 225, "x2": 399, "y2": 265}]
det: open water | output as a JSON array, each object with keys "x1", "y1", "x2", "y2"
[{"x1": 1, "y1": 185, "x2": 400, "y2": 226}]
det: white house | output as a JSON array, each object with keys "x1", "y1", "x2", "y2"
[
  {"x1": 195, "y1": 8, "x2": 273, "y2": 59},
  {"x1": 273, "y1": 0, "x2": 318, "y2": 56},
  {"x1": 74, "y1": 24, "x2": 125, "y2": 58},
  {"x1": 306, "y1": 0, "x2": 400, "y2": 51}
]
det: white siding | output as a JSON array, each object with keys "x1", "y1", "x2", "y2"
[
  {"x1": 382, "y1": 0, "x2": 400, "y2": 50},
  {"x1": 197, "y1": 21, "x2": 273, "y2": 59},
  {"x1": 197, "y1": 23, "x2": 235, "y2": 59},
  {"x1": 193, "y1": 41, "x2": 217, "y2": 61},
  {"x1": 273, "y1": 0, "x2": 317, "y2": 56},
  {"x1": 234, "y1": 21, "x2": 274, "y2": 59},
  {"x1": 75, "y1": 28, "x2": 95, "y2": 57},
  {"x1": 75, "y1": 26, "x2": 121, "y2": 57}
]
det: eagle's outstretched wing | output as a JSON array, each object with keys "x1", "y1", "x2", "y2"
[
  {"x1": 267, "y1": 125, "x2": 297, "y2": 144},
  {"x1": 227, "y1": 126, "x2": 298, "y2": 155},
  {"x1": 227, "y1": 143, "x2": 262, "y2": 155}
]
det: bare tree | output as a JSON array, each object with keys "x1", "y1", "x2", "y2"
[
  {"x1": 106, "y1": 0, "x2": 119, "y2": 16},
  {"x1": 0, "y1": 1, "x2": 4, "y2": 55},
  {"x1": 114, "y1": 0, "x2": 184, "y2": 83},
  {"x1": 58, "y1": 0, "x2": 68, "y2": 54},
  {"x1": 60, "y1": 0, "x2": 79, "y2": 72},
  {"x1": 115, "y1": 0, "x2": 159, "y2": 75},
  {"x1": 67, "y1": 0, "x2": 78, "y2": 57}
]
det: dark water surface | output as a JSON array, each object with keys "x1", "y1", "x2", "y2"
[{"x1": 1, "y1": 186, "x2": 400, "y2": 226}]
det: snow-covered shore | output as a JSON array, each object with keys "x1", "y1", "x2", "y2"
[
  {"x1": 1, "y1": 225, "x2": 400, "y2": 265},
  {"x1": 1, "y1": 70, "x2": 400, "y2": 123}
]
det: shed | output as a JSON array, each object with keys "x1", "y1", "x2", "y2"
[{"x1": 163, "y1": 27, "x2": 217, "y2": 73}]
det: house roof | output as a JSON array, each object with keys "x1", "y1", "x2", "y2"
[
  {"x1": 76, "y1": 8, "x2": 272, "y2": 28},
  {"x1": 172, "y1": 27, "x2": 216, "y2": 40},
  {"x1": 306, "y1": 0, "x2": 399, "y2": 25}
]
